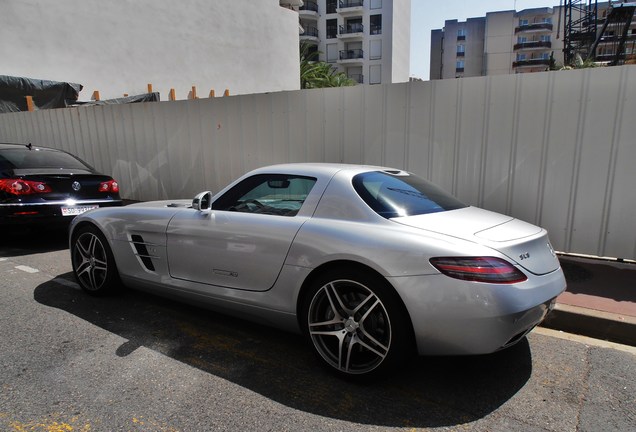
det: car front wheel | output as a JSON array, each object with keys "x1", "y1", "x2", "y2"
[
  {"x1": 302, "y1": 269, "x2": 411, "y2": 379},
  {"x1": 71, "y1": 225, "x2": 120, "y2": 296}
]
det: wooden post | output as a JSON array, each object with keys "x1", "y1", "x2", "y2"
[
  {"x1": 209, "y1": 89, "x2": 215, "y2": 98},
  {"x1": 25, "y1": 96, "x2": 35, "y2": 112},
  {"x1": 191, "y1": 86, "x2": 197, "y2": 99},
  {"x1": 123, "y1": 93, "x2": 129, "y2": 97},
  {"x1": 92, "y1": 90, "x2": 101, "y2": 101},
  {"x1": 223, "y1": 89, "x2": 230, "y2": 97},
  {"x1": 147, "y1": 83, "x2": 153, "y2": 93},
  {"x1": 169, "y1": 88, "x2": 176, "y2": 101}
]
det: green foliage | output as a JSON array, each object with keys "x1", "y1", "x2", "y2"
[
  {"x1": 300, "y1": 42, "x2": 357, "y2": 89},
  {"x1": 554, "y1": 53, "x2": 601, "y2": 70}
]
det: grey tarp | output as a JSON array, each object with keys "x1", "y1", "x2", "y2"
[
  {"x1": 0, "y1": 75, "x2": 82, "y2": 113},
  {"x1": 71, "y1": 92, "x2": 160, "y2": 106}
]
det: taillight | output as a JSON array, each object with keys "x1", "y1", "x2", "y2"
[
  {"x1": 99, "y1": 179, "x2": 119, "y2": 193},
  {"x1": 429, "y1": 257, "x2": 527, "y2": 284},
  {"x1": 0, "y1": 179, "x2": 52, "y2": 195}
]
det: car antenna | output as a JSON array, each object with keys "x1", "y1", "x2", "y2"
[{"x1": 26, "y1": 143, "x2": 32, "y2": 150}]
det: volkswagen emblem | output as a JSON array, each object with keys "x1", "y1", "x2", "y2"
[{"x1": 72, "y1": 181, "x2": 81, "y2": 191}]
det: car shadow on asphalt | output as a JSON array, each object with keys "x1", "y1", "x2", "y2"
[
  {"x1": 34, "y1": 275, "x2": 533, "y2": 428},
  {"x1": 0, "y1": 226, "x2": 69, "y2": 257}
]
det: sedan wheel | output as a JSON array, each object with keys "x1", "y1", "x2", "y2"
[
  {"x1": 71, "y1": 226, "x2": 119, "y2": 295},
  {"x1": 304, "y1": 270, "x2": 410, "y2": 378}
]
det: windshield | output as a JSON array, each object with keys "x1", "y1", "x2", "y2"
[
  {"x1": 0, "y1": 147, "x2": 92, "y2": 171},
  {"x1": 352, "y1": 171, "x2": 466, "y2": 218}
]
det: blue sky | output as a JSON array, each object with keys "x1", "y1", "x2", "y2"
[{"x1": 410, "y1": 0, "x2": 561, "y2": 79}]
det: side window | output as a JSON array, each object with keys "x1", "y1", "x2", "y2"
[{"x1": 212, "y1": 174, "x2": 317, "y2": 217}]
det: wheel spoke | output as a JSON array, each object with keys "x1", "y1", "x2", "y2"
[
  {"x1": 73, "y1": 232, "x2": 108, "y2": 292},
  {"x1": 358, "y1": 299, "x2": 391, "y2": 355},
  {"x1": 325, "y1": 282, "x2": 353, "y2": 316}
]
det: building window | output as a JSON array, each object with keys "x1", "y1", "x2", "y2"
[
  {"x1": 516, "y1": 53, "x2": 527, "y2": 61},
  {"x1": 326, "y1": 44, "x2": 338, "y2": 62},
  {"x1": 519, "y1": 19, "x2": 529, "y2": 26},
  {"x1": 370, "y1": 0, "x2": 382, "y2": 9},
  {"x1": 541, "y1": 17, "x2": 552, "y2": 24},
  {"x1": 326, "y1": 19, "x2": 337, "y2": 39},
  {"x1": 540, "y1": 34, "x2": 551, "y2": 42},
  {"x1": 457, "y1": 28, "x2": 466, "y2": 40},
  {"x1": 540, "y1": 52, "x2": 550, "y2": 60},
  {"x1": 370, "y1": 39, "x2": 382, "y2": 60},
  {"x1": 326, "y1": 0, "x2": 337, "y2": 14},
  {"x1": 456, "y1": 60, "x2": 465, "y2": 72},
  {"x1": 369, "y1": 64, "x2": 382, "y2": 84},
  {"x1": 456, "y1": 44, "x2": 465, "y2": 56},
  {"x1": 517, "y1": 36, "x2": 527, "y2": 43},
  {"x1": 370, "y1": 14, "x2": 382, "y2": 35}
]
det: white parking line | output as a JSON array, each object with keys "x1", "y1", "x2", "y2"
[{"x1": 15, "y1": 265, "x2": 39, "y2": 274}]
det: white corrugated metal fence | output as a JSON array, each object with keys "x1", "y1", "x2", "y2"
[{"x1": 1, "y1": 66, "x2": 634, "y2": 259}]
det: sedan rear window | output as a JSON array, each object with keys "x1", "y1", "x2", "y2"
[
  {"x1": 352, "y1": 171, "x2": 466, "y2": 218},
  {"x1": 0, "y1": 148, "x2": 91, "y2": 171}
]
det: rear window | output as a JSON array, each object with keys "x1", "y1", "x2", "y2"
[
  {"x1": 352, "y1": 171, "x2": 466, "y2": 218},
  {"x1": 0, "y1": 148, "x2": 91, "y2": 171}
]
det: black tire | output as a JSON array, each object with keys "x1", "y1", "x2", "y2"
[
  {"x1": 71, "y1": 225, "x2": 121, "y2": 296},
  {"x1": 300, "y1": 267, "x2": 412, "y2": 380}
]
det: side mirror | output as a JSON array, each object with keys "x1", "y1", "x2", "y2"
[{"x1": 192, "y1": 191, "x2": 212, "y2": 211}]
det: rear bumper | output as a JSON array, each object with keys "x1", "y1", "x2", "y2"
[
  {"x1": 387, "y1": 268, "x2": 567, "y2": 355},
  {"x1": 0, "y1": 199, "x2": 123, "y2": 225}
]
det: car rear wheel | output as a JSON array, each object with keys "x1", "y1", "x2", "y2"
[
  {"x1": 302, "y1": 268, "x2": 411, "y2": 379},
  {"x1": 71, "y1": 225, "x2": 120, "y2": 296}
]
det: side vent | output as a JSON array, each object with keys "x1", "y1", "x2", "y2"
[{"x1": 131, "y1": 234, "x2": 156, "y2": 271}]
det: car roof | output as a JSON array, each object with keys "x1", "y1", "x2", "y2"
[
  {"x1": 248, "y1": 162, "x2": 405, "y2": 179},
  {"x1": 0, "y1": 142, "x2": 59, "y2": 152}
]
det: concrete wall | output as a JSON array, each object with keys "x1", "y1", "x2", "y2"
[
  {"x1": 484, "y1": 11, "x2": 517, "y2": 76},
  {"x1": 390, "y1": 0, "x2": 412, "y2": 83},
  {"x1": 1, "y1": 66, "x2": 635, "y2": 260},
  {"x1": 0, "y1": 0, "x2": 300, "y2": 100}
]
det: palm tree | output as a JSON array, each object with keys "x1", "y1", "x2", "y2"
[{"x1": 300, "y1": 42, "x2": 356, "y2": 89}]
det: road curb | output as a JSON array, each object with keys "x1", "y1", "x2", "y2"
[{"x1": 541, "y1": 303, "x2": 636, "y2": 347}]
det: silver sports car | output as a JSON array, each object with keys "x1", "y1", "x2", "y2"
[{"x1": 69, "y1": 163, "x2": 566, "y2": 379}]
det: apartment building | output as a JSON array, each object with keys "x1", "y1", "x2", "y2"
[
  {"x1": 299, "y1": 0, "x2": 411, "y2": 84},
  {"x1": 430, "y1": 2, "x2": 635, "y2": 79}
]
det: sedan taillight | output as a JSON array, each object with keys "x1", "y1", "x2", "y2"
[
  {"x1": 0, "y1": 179, "x2": 53, "y2": 195},
  {"x1": 429, "y1": 257, "x2": 528, "y2": 284},
  {"x1": 99, "y1": 179, "x2": 119, "y2": 193}
]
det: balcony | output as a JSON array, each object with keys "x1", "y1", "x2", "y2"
[
  {"x1": 337, "y1": 0, "x2": 364, "y2": 15},
  {"x1": 300, "y1": 26, "x2": 320, "y2": 42},
  {"x1": 515, "y1": 23, "x2": 553, "y2": 33},
  {"x1": 514, "y1": 40, "x2": 552, "y2": 50},
  {"x1": 339, "y1": 49, "x2": 364, "y2": 63},
  {"x1": 512, "y1": 58, "x2": 551, "y2": 68},
  {"x1": 456, "y1": 51, "x2": 465, "y2": 57},
  {"x1": 299, "y1": 1, "x2": 319, "y2": 15},
  {"x1": 338, "y1": 23, "x2": 364, "y2": 39},
  {"x1": 457, "y1": 35, "x2": 466, "y2": 41}
]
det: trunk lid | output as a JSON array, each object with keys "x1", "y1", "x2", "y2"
[{"x1": 392, "y1": 207, "x2": 560, "y2": 275}]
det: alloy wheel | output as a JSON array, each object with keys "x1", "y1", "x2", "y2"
[
  {"x1": 307, "y1": 279, "x2": 392, "y2": 375},
  {"x1": 73, "y1": 231, "x2": 109, "y2": 292}
]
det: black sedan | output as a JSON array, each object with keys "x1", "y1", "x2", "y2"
[{"x1": 0, "y1": 143, "x2": 122, "y2": 226}]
